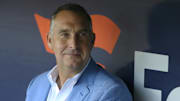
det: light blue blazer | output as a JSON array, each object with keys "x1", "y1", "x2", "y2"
[{"x1": 25, "y1": 59, "x2": 132, "y2": 101}]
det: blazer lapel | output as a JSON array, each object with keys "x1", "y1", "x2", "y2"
[
  {"x1": 37, "y1": 76, "x2": 51, "y2": 101},
  {"x1": 66, "y1": 84, "x2": 90, "y2": 101},
  {"x1": 67, "y1": 59, "x2": 99, "y2": 101},
  {"x1": 41, "y1": 84, "x2": 50, "y2": 101}
]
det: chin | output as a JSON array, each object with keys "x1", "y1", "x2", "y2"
[
  {"x1": 69, "y1": 62, "x2": 81, "y2": 67},
  {"x1": 66, "y1": 65, "x2": 82, "y2": 71},
  {"x1": 66, "y1": 60, "x2": 85, "y2": 68}
]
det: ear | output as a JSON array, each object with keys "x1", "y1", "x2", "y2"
[
  {"x1": 91, "y1": 32, "x2": 96, "y2": 45},
  {"x1": 47, "y1": 32, "x2": 53, "y2": 50}
]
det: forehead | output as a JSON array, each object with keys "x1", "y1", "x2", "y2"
[{"x1": 53, "y1": 10, "x2": 89, "y2": 30}]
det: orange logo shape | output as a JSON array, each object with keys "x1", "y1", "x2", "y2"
[
  {"x1": 34, "y1": 13, "x2": 120, "y2": 55},
  {"x1": 34, "y1": 14, "x2": 52, "y2": 54},
  {"x1": 91, "y1": 14, "x2": 120, "y2": 54}
]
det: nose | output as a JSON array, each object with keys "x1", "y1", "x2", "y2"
[{"x1": 68, "y1": 35, "x2": 79, "y2": 49}]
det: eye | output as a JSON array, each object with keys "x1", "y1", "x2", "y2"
[
  {"x1": 60, "y1": 32, "x2": 70, "y2": 38},
  {"x1": 79, "y1": 31, "x2": 89, "y2": 37}
]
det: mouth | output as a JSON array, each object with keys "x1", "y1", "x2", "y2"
[
  {"x1": 66, "y1": 53, "x2": 80, "y2": 56},
  {"x1": 63, "y1": 49, "x2": 81, "y2": 56},
  {"x1": 64, "y1": 52, "x2": 81, "y2": 57}
]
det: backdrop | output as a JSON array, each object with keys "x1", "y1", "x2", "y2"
[{"x1": 0, "y1": 0, "x2": 180, "y2": 101}]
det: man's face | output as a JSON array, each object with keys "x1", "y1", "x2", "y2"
[{"x1": 48, "y1": 10, "x2": 94, "y2": 72}]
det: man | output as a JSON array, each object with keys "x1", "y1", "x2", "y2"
[{"x1": 26, "y1": 3, "x2": 132, "y2": 101}]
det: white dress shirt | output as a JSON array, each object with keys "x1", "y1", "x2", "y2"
[{"x1": 46, "y1": 58, "x2": 90, "y2": 101}]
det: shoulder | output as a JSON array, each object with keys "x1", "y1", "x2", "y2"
[
  {"x1": 85, "y1": 60, "x2": 129, "y2": 90},
  {"x1": 26, "y1": 71, "x2": 50, "y2": 93},
  {"x1": 32, "y1": 71, "x2": 49, "y2": 83},
  {"x1": 94, "y1": 67, "x2": 124, "y2": 87},
  {"x1": 25, "y1": 71, "x2": 50, "y2": 101},
  {"x1": 28, "y1": 71, "x2": 50, "y2": 89},
  {"x1": 91, "y1": 67, "x2": 132, "y2": 101}
]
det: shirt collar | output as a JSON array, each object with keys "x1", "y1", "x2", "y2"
[{"x1": 47, "y1": 58, "x2": 91, "y2": 86}]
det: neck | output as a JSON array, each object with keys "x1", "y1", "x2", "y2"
[
  {"x1": 56, "y1": 58, "x2": 90, "y2": 89},
  {"x1": 56, "y1": 65, "x2": 83, "y2": 89}
]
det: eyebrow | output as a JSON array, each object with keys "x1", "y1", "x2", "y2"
[
  {"x1": 58, "y1": 28, "x2": 91, "y2": 34},
  {"x1": 58, "y1": 29, "x2": 70, "y2": 33},
  {"x1": 78, "y1": 28, "x2": 91, "y2": 33}
]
